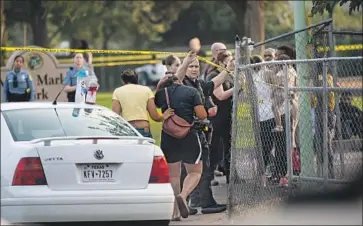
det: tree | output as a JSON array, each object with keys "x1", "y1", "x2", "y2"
[
  {"x1": 224, "y1": 0, "x2": 265, "y2": 51},
  {"x1": 161, "y1": 1, "x2": 238, "y2": 46},
  {"x1": 1, "y1": 0, "x2": 7, "y2": 65},
  {"x1": 130, "y1": 1, "x2": 193, "y2": 44},
  {"x1": 4, "y1": 0, "x2": 50, "y2": 47},
  {"x1": 264, "y1": 1, "x2": 294, "y2": 39},
  {"x1": 45, "y1": 1, "x2": 112, "y2": 48},
  {"x1": 310, "y1": 0, "x2": 362, "y2": 16},
  {"x1": 244, "y1": 1, "x2": 265, "y2": 52},
  {"x1": 225, "y1": 1, "x2": 248, "y2": 37},
  {"x1": 46, "y1": 1, "x2": 193, "y2": 49}
]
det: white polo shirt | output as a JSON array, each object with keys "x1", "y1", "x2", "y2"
[{"x1": 254, "y1": 69, "x2": 285, "y2": 122}]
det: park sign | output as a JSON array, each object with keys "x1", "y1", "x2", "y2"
[{"x1": 1, "y1": 46, "x2": 73, "y2": 102}]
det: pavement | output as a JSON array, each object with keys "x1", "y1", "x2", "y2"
[
  {"x1": 170, "y1": 176, "x2": 229, "y2": 225},
  {"x1": 170, "y1": 151, "x2": 363, "y2": 225}
]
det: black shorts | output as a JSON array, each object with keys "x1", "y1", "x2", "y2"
[{"x1": 160, "y1": 129, "x2": 203, "y2": 164}]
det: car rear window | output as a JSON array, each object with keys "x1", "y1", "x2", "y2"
[{"x1": 2, "y1": 107, "x2": 138, "y2": 141}]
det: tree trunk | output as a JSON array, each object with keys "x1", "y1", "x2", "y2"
[
  {"x1": 246, "y1": 0, "x2": 265, "y2": 55},
  {"x1": 1, "y1": 0, "x2": 7, "y2": 67},
  {"x1": 30, "y1": 13, "x2": 49, "y2": 47},
  {"x1": 102, "y1": 37, "x2": 109, "y2": 50},
  {"x1": 226, "y1": 1, "x2": 247, "y2": 37}
]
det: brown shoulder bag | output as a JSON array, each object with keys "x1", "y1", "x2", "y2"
[{"x1": 162, "y1": 87, "x2": 193, "y2": 139}]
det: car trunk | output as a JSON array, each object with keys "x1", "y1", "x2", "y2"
[{"x1": 34, "y1": 139, "x2": 155, "y2": 191}]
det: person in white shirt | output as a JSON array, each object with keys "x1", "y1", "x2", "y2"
[
  {"x1": 253, "y1": 59, "x2": 289, "y2": 184},
  {"x1": 270, "y1": 54, "x2": 298, "y2": 134}
]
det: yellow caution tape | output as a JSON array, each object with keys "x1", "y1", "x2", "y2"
[
  {"x1": 0, "y1": 46, "x2": 187, "y2": 55},
  {"x1": 317, "y1": 44, "x2": 363, "y2": 52},
  {"x1": 57, "y1": 50, "x2": 236, "y2": 64},
  {"x1": 92, "y1": 60, "x2": 159, "y2": 67},
  {"x1": 0, "y1": 46, "x2": 232, "y2": 73}
]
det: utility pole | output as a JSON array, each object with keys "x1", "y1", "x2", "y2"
[{"x1": 294, "y1": 1, "x2": 315, "y2": 177}]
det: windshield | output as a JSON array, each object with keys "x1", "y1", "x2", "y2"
[{"x1": 2, "y1": 107, "x2": 138, "y2": 141}]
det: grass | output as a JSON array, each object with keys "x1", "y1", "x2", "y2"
[{"x1": 97, "y1": 92, "x2": 362, "y2": 147}]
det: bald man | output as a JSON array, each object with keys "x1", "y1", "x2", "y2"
[{"x1": 203, "y1": 42, "x2": 227, "y2": 80}]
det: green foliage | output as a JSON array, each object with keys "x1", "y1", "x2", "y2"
[
  {"x1": 130, "y1": 1, "x2": 192, "y2": 43},
  {"x1": 264, "y1": 1, "x2": 294, "y2": 39},
  {"x1": 311, "y1": 0, "x2": 362, "y2": 16},
  {"x1": 3, "y1": 0, "x2": 362, "y2": 51}
]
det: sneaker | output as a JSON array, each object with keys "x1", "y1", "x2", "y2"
[
  {"x1": 214, "y1": 170, "x2": 224, "y2": 177},
  {"x1": 265, "y1": 164, "x2": 273, "y2": 178},
  {"x1": 211, "y1": 180, "x2": 219, "y2": 186},
  {"x1": 201, "y1": 204, "x2": 227, "y2": 214},
  {"x1": 272, "y1": 126, "x2": 284, "y2": 132},
  {"x1": 189, "y1": 207, "x2": 198, "y2": 215},
  {"x1": 279, "y1": 176, "x2": 288, "y2": 187},
  {"x1": 189, "y1": 202, "x2": 201, "y2": 208}
]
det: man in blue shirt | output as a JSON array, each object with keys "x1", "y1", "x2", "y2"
[{"x1": 2, "y1": 55, "x2": 35, "y2": 102}]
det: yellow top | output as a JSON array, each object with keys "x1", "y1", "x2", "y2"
[
  {"x1": 311, "y1": 74, "x2": 335, "y2": 111},
  {"x1": 112, "y1": 84, "x2": 154, "y2": 122}
]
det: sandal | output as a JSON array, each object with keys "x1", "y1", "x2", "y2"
[
  {"x1": 171, "y1": 216, "x2": 181, "y2": 221},
  {"x1": 176, "y1": 195, "x2": 189, "y2": 218}
]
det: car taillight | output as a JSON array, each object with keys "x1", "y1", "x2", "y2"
[
  {"x1": 148, "y1": 156, "x2": 170, "y2": 183},
  {"x1": 12, "y1": 157, "x2": 47, "y2": 186}
]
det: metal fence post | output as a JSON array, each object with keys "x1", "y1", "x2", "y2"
[
  {"x1": 283, "y1": 63, "x2": 293, "y2": 189},
  {"x1": 228, "y1": 34, "x2": 241, "y2": 216},
  {"x1": 242, "y1": 37, "x2": 265, "y2": 187},
  {"x1": 294, "y1": 1, "x2": 315, "y2": 178},
  {"x1": 322, "y1": 61, "x2": 329, "y2": 189},
  {"x1": 328, "y1": 22, "x2": 345, "y2": 177}
]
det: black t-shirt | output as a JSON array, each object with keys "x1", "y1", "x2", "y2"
[
  {"x1": 155, "y1": 84, "x2": 203, "y2": 124},
  {"x1": 206, "y1": 70, "x2": 234, "y2": 126},
  {"x1": 182, "y1": 76, "x2": 214, "y2": 99},
  {"x1": 182, "y1": 76, "x2": 215, "y2": 110}
]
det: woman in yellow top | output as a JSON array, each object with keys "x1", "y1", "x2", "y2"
[{"x1": 112, "y1": 69, "x2": 163, "y2": 138}]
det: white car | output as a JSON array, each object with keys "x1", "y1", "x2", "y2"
[{"x1": 1, "y1": 102, "x2": 174, "y2": 225}]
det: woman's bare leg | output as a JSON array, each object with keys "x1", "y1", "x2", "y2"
[
  {"x1": 180, "y1": 162, "x2": 202, "y2": 199},
  {"x1": 168, "y1": 162, "x2": 182, "y2": 219},
  {"x1": 176, "y1": 161, "x2": 202, "y2": 218},
  {"x1": 272, "y1": 98, "x2": 284, "y2": 131},
  {"x1": 291, "y1": 99, "x2": 299, "y2": 147}
]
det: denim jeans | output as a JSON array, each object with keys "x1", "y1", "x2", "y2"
[{"x1": 135, "y1": 128, "x2": 153, "y2": 138}]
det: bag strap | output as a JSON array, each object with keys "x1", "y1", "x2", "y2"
[{"x1": 164, "y1": 87, "x2": 171, "y2": 108}]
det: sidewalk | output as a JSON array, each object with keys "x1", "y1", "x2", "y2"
[
  {"x1": 170, "y1": 177, "x2": 229, "y2": 225},
  {"x1": 170, "y1": 171, "x2": 363, "y2": 225}
]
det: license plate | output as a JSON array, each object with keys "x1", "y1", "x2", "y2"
[{"x1": 79, "y1": 163, "x2": 116, "y2": 183}]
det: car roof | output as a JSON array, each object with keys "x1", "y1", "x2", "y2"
[{"x1": 0, "y1": 102, "x2": 108, "y2": 112}]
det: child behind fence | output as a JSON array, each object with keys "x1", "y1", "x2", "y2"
[{"x1": 270, "y1": 54, "x2": 298, "y2": 133}]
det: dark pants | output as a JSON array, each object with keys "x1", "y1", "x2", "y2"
[
  {"x1": 210, "y1": 124, "x2": 231, "y2": 183},
  {"x1": 260, "y1": 115, "x2": 287, "y2": 179},
  {"x1": 180, "y1": 131, "x2": 217, "y2": 208},
  {"x1": 314, "y1": 111, "x2": 336, "y2": 179},
  {"x1": 259, "y1": 118, "x2": 276, "y2": 170},
  {"x1": 7, "y1": 92, "x2": 30, "y2": 102}
]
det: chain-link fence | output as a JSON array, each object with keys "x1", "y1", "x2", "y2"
[{"x1": 228, "y1": 28, "x2": 362, "y2": 218}]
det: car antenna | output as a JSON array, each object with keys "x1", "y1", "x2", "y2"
[{"x1": 53, "y1": 67, "x2": 73, "y2": 105}]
